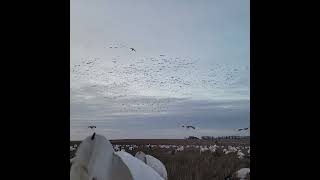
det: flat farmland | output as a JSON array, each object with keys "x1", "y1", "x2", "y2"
[{"x1": 70, "y1": 139, "x2": 250, "y2": 180}]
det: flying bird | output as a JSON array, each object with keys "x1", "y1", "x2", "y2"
[
  {"x1": 232, "y1": 127, "x2": 250, "y2": 136},
  {"x1": 237, "y1": 127, "x2": 249, "y2": 131},
  {"x1": 88, "y1": 125, "x2": 96, "y2": 129},
  {"x1": 130, "y1": 48, "x2": 136, "y2": 52},
  {"x1": 182, "y1": 125, "x2": 196, "y2": 130}
]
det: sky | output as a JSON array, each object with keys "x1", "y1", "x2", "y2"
[{"x1": 70, "y1": 0, "x2": 250, "y2": 140}]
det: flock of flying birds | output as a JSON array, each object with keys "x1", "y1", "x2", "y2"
[
  {"x1": 71, "y1": 44, "x2": 249, "y2": 132},
  {"x1": 232, "y1": 127, "x2": 250, "y2": 136}
]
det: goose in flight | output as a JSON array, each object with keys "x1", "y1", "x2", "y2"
[
  {"x1": 130, "y1": 48, "x2": 136, "y2": 52},
  {"x1": 182, "y1": 125, "x2": 196, "y2": 130},
  {"x1": 88, "y1": 125, "x2": 96, "y2": 129}
]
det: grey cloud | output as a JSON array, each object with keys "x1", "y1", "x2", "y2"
[{"x1": 70, "y1": 0, "x2": 250, "y2": 139}]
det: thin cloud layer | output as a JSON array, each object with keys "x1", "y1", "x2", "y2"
[{"x1": 71, "y1": 0, "x2": 250, "y2": 139}]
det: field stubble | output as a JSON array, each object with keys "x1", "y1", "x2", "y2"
[{"x1": 70, "y1": 139, "x2": 250, "y2": 180}]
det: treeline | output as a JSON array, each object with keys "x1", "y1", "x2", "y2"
[{"x1": 201, "y1": 136, "x2": 250, "y2": 140}]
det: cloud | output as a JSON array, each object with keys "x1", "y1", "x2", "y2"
[
  {"x1": 71, "y1": 97, "x2": 249, "y2": 139},
  {"x1": 70, "y1": 0, "x2": 250, "y2": 139}
]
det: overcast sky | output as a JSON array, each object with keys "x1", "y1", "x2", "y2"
[{"x1": 70, "y1": 0, "x2": 250, "y2": 140}]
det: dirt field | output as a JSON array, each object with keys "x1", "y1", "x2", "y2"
[{"x1": 70, "y1": 139, "x2": 250, "y2": 180}]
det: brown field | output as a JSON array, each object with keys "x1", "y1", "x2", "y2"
[{"x1": 70, "y1": 139, "x2": 250, "y2": 180}]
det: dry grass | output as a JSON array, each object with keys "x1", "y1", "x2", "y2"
[{"x1": 70, "y1": 139, "x2": 250, "y2": 180}]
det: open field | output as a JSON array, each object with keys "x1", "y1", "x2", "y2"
[
  {"x1": 70, "y1": 139, "x2": 249, "y2": 146},
  {"x1": 70, "y1": 139, "x2": 250, "y2": 180}
]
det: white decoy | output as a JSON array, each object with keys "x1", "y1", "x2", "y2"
[
  {"x1": 70, "y1": 133, "x2": 164, "y2": 180},
  {"x1": 237, "y1": 151, "x2": 245, "y2": 159},
  {"x1": 135, "y1": 151, "x2": 168, "y2": 180},
  {"x1": 235, "y1": 168, "x2": 250, "y2": 180},
  {"x1": 117, "y1": 151, "x2": 164, "y2": 180}
]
